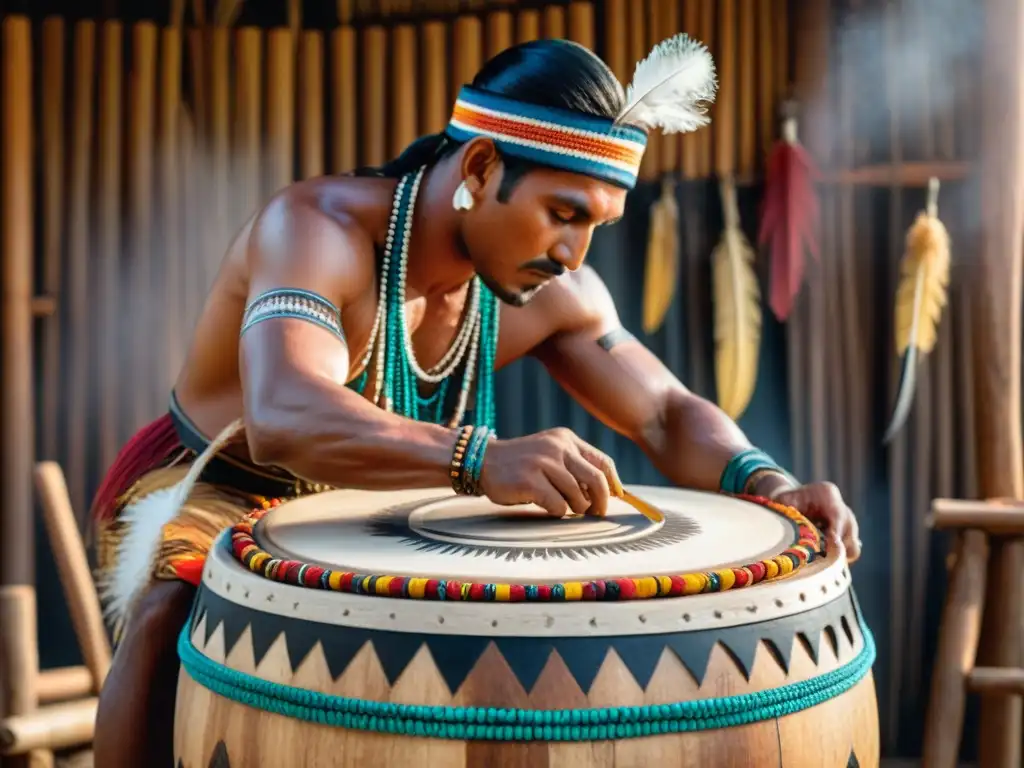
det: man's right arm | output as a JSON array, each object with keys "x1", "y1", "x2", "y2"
[{"x1": 239, "y1": 195, "x2": 459, "y2": 489}]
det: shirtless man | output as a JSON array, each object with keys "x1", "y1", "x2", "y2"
[{"x1": 90, "y1": 36, "x2": 861, "y2": 766}]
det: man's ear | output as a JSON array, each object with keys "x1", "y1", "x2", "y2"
[{"x1": 459, "y1": 137, "x2": 502, "y2": 196}]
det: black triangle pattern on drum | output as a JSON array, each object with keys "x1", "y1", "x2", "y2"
[
  {"x1": 552, "y1": 639, "x2": 613, "y2": 693},
  {"x1": 189, "y1": 586, "x2": 861, "y2": 696},
  {"x1": 608, "y1": 636, "x2": 666, "y2": 690},
  {"x1": 493, "y1": 639, "x2": 554, "y2": 693},
  {"x1": 423, "y1": 636, "x2": 492, "y2": 694},
  {"x1": 373, "y1": 632, "x2": 428, "y2": 685}
]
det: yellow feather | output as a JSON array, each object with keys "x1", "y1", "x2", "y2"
[
  {"x1": 884, "y1": 177, "x2": 952, "y2": 443},
  {"x1": 713, "y1": 176, "x2": 762, "y2": 420},
  {"x1": 894, "y1": 210, "x2": 951, "y2": 355},
  {"x1": 642, "y1": 177, "x2": 680, "y2": 334}
]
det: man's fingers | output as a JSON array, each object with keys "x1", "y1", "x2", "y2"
[
  {"x1": 574, "y1": 440, "x2": 624, "y2": 497},
  {"x1": 543, "y1": 465, "x2": 591, "y2": 517},
  {"x1": 565, "y1": 453, "x2": 611, "y2": 517},
  {"x1": 533, "y1": 483, "x2": 571, "y2": 518}
]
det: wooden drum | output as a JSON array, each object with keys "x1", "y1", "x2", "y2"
[{"x1": 174, "y1": 487, "x2": 879, "y2": 767}]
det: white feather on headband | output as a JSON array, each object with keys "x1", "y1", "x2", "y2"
[{"x1": 616, "y1": 33, "x2": 718, "y2": 134}]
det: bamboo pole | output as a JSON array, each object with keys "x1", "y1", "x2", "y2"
[
  {"x1": 0, "y1": 587, "x2": 40, "y2": 764},
  {"x1": 39, "y1": 19, "x2": 65, "y2": 466},
  {"x1": 756, "y1": 0, "x2": 775, "y2": 165},
  {"x1": 542, "y1": 6, "x2": 566, "y2": 39},
  {"x1": 629, "y1": 1, "x2": 658, "y2": 180},
  {"x1": 360, "y1": 26, "x2": 387, "y2": 168},
  {"x1": 390, "y1": 25, "x2": 418, "y2": 159},
  {"x1": 713, "y1": 0, "x2": 736, "y2": 179},
  {"x1": 604, "y1": 0, "x2": 628, "y2": 84},
  {"x1": 128, "y1": 22, "x2": 158, "y2": 433},
  {"x1": 208, "y1": 27, "x2": 231, "y2": 288},
  {"x1": 331, "y1": 26, "x2": 357, "y2": 172},
  {"x1": 300, "y1": 30, "x2": 325, "y2": 180},
  {"x1": 921, "y1": 530, "x2": 989, "y2": 768},
  {"x1": 35, "y1": 669, "x2": 92, "y2": 706},
  {"x1": 266, "y1": 28, "x2": 296, "y2": 194},
  {"x1": 486, "y1": 10, "x2": 513, "y2": 58},
  {"x1": 234, "y1": 27, "x2": 263, "y2": 222},
  {"x1": 97, "y1": 21, "x2": 124, "y2": 475},
  {"x1": 420, "y1": 22, "x2": 448, "y2": 135},
  {"x1": 974, "y1": 0, "x2": 1024, "y2": 762},
  {"x1": 1, "y1": 15, "x2": 35, "y2": 589},
  {"x1": 159, "y1": 22, "x2": 184, "y2": 397},
  {"x1": 0, "y1": 699, "x2": 98, "y2": 756},
  {"x1": 655, "y1": 0, "x2": 678, "y2": 173},
  {"x1": 737, "y1": 0, "x2": 757, "y2": 180},
  {"x1": 65, "y1": 21, "x2": 97, "y2": 520},
  {"x1": 516, "y1": 10, "x2": 540, "y2": 44},
  {"x1": 697, "y1": 0, "x2": 715, "y2": 178},
  {"x1": 34, "y1": 464, "x2": 112, "y2": 693},
  {"x1": 681, "y1": 0, "x2": 700, "y2": 178},
  {"x1": 566, "y1": 2, "x2": 594, "y2": 50},
  {"x1": 452, "y1": 16, "x2": 483, "y2": 93}
]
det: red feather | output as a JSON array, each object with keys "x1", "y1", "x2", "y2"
[
  {"x1": 758, "y1": 137, "x2": 821, "y2": 321},
  {"x1": 90, "y1": 413, "x2": 182, "y2": 521}
]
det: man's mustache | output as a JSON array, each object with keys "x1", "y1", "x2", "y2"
[{"x1": 520, "y1": 258, "x2": 566, "y2": 277}]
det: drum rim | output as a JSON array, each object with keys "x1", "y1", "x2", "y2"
[{"x1": 227, "y1": 492, "x2": 823, "y2": 606}]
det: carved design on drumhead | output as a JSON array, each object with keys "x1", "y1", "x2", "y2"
[
  {"x1": 188, "y1": 585, "x2": 864, "y2": 695},
  {"x1": 365, "y1": 499, "x2": 701, "y2": 561}
]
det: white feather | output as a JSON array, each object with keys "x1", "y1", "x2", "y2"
[{"x1": 617, "y1": 34, "x2": 718, "y2": 134}]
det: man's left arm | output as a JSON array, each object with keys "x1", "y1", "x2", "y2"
[{"x1": 530, "y1": 267, "x2": 861, "y2": 559}]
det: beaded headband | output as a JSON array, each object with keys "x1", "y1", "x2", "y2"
[{"x1": 445, "y1": 34, "x2": 718, "y2": 190}]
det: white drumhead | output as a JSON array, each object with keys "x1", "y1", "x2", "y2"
[{"x1": 255, "y1": 486, "x2": 797, "y2": 583}]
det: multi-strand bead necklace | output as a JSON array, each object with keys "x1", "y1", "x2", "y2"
[{"x1": 350, "y1": 166, "x2": 499, "y2": 431}]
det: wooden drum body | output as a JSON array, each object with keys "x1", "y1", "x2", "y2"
[{"x1": 174, "y1": 487, "x2": 879, "y2": 767}]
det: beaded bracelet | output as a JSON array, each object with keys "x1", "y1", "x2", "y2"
[{"x1": 449, "y1": 425, "x2": 494, "y2": 496}]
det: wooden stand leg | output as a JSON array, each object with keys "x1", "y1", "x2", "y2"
[
  {"x1": 977, "y1": 538, "x2": 1024, "y2": 768},
  {"x1": 0, "y1": 588, "x2": 52, "y2": 768},
  {"x1": 921, "y1": 530, "x2": 989, "y2": 768}
]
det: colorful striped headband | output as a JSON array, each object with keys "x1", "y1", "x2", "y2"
[
  {"x1": 446, "y1": 86, "x2": 649, "y2": 189},
  {"x1": 445, "y1": 35, "x2": 718, "y2": 190}
]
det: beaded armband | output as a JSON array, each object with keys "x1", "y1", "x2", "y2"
[
  {"x1": 241, "y1": 288, "x2": 345, "y2": 343},
  {"x1": 450, "y1": 425, "x2": 494, "y2": 496},
  {"x1": 719, "y1": 448, "x2": 792, "y2": 496}
]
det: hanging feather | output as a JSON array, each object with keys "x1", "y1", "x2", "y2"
[
  {"x1": 713, "y1": 175, "x2": 762, "y2": 420},
  {"x1": 883, "y1": 177, "x2": 951, "y2": 443},
  {"x1": 642, "y1": 176, "x2": 681, "y2": 334},
  {"x1": 616, "y1": 33, "x2": 718, "y2": 134},
  {"x1": 757, "y1": 102, "x2": 821, "y2": 321}
]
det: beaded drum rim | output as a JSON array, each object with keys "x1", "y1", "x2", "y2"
[{"x1": 227, "y1": 493, "x2": 824, "y2": 604}]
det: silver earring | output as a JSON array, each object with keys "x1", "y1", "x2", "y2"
[{"x1": 452, "y1": 180, "x2": 475, "y2": 211}]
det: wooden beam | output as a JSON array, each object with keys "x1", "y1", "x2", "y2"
[
  {"x1": 970, "y1": 667, "x2": 1024, "y2": 694},
  {"x1": 35, "y1": 669, "x2": 93, "y2": 706},
  {"x1": 974, "y1": 0, "x2": 1024, "y2": 763},
  {"x1": 0, "y1": 699, "x2": 97, "y2": 756},
  {"x1": 930, "y1": 498, "x2": 1024, "y2": 533}
]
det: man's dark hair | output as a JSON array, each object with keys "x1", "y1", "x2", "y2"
[{"x1": 353, "y1": 39, "x2": 625, "y2": 200}]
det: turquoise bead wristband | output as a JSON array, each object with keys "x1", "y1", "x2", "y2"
[{"x1": 720, "y1": 448, "x2": 791, "y2": 495}]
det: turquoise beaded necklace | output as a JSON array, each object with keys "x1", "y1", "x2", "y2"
[{"x1": 350, "y1": 167, "x2": 498, "y2": 430}]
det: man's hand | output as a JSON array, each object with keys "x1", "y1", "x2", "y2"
[
  {"x1": 479, "y1": 428, "x2": 625, "y2": 518},
  {"x1": 770, "y1": 482, "x2": 862, "y2": 562}
]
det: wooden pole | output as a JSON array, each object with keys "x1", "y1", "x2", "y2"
[
  {"x1": 66, "y1": 22, "x2": 98, "y2": 519},
  {"x1": 39, "y1": 18, "x2": 65, "y2": 466},
  {"x1": 34, "y1": 464, "x2": 113, "y2": 693},
  {"x1": 975, "y1": 0, "x2": 1024, "y2": 764},
  {"x1": 234, "y1": 27, "x2": 263, "y2": 223},
  {"x1": 389, "y1": 25, "x2": 418, "y2": 160},
  {"x1": 299, "y1": 30, "x2": 325, "y2": 180},
  {"x1": 331, "y1": 26, "x2": 357, "y2": 173},
  {"x1": 158, "y1": 23, "x2": 184, "y2": 387},
  {"x1": 97, "y1": 20, "x2": 124, "y2": 473},
  {"x1": 0, "y1": 587, "x2": 41, "y2": 768},
  {"x1": 0, "y1": 699, "x2": 98, "y2": 756},
  {"x1": 486, "y1": 10, "x2": 513, "y2": 59},
  {"x1": 1, "y1": 15, "x2": 35, "y2": 589},
  {"x1": 420, "y1": 22, "x2": 448, "y2": 136},
  {"x1": 921, "y1": 530, "x2": 989, "y2": 768},
  {"x1": 208, "y1": 26, "x2": 231, "y2": 288},
  {"x1": 360, "y1": 26, "x2": 387, "y2": 168},
  {"x1": 266, "y1": 28, "x2": 296, "y2": 195}
]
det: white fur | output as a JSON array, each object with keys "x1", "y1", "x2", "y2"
[
  {"x1": 100, "y1": 484, "x2": 191, "y2": 630},
  {"x1": 617, "y1": 34, "x2": 718, "y2": 134},
  {"x1": 99, "y1": 418, "x2": 245, "y2": 632}
]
